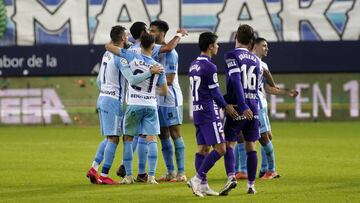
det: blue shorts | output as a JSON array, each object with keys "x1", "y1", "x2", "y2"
[
  {"x1": 158, "y1": 106, "x2": 183, "y2": 127},
  {"x1": 123, "y1": 105, "x2": 160, "y2": 136},
  {"x1": 224, "y1": 115, "x2": 260, "y2": 142},
  {"x1": 97, "y1": 96, "x2": 122, "y2": 136},
  {"x1": 259, "y1": 107, "x2": 271, "y2": 134},
  {"x1": 195, "y1": 119, "x2": 225, "y2": 146}
]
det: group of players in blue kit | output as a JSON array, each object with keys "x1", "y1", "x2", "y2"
[{"x1": 86, "y1": 19, "x2": 298, "y2": 197}]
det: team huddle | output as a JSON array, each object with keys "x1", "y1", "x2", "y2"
[{"x1": 86, "y1": 20, "x2": 298, "y2": 197}]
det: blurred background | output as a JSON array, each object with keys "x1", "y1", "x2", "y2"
[{"x1": 0, "y1": 0, "x2": 359, "y2": 125}]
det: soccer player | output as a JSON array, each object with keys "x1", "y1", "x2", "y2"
[
  {"x1": 221, "y1": 24, "x2": 260, "y2": 195},
  {"x1": 112, "y1": 32, "x2": 168, "y2": 184},
  {"x1": 187, "y1": 32, "x2": 239, "y2": 197},
  {"x1": 86, "y1": 25, "x2": 163, "y2": 185},
  {"x1": 106, "y1": 22, "x2": 187, "y2": 182},
  {"x1": 252, "y1": 37, "x2": 298, "y2": 179},
  {"x1": 148, "y1": 20, "x2": 186, "y2": 182}
]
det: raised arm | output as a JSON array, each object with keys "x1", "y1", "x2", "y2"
[{"x1": 159, "y1": 28, "x2": 188, "y2": 53}]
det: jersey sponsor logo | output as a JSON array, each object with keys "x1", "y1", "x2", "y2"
[
  {"x1": 245, "y1": 92, "x2": 257, "y2": 99},
  {"x1": 193, "y1": 104, "x2": 204, "y2": 111},
  {"x1": 130, "y1": 93, "x2": 156, "y2": 100},
  {"x1": 100, "y1": 90, "x2": 116, "y2": 96}
]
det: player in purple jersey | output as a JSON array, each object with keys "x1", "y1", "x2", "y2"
[
  {"x1": 187, "y1": 32, "x2": 238, "y2": 197},
  {"x1": 221, "y1": 24, "x2": 260, "y2": 195}
]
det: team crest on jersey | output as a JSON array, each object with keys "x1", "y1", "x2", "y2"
[{"x1": 120, "y1": 57, "x2": 128, "y2": 64}]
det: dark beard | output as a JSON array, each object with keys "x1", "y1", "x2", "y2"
[{"x1": 124, "y1": 42, "x2": 132, "y2": 49}]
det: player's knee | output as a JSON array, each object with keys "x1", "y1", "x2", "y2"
[
  {"x1": 226, "y1": 141, "x2": 236, "y2": 148},
  {"x1": 259, "y1": 132, "x2": 270, "y2": 145},
  {"x1": 146, "y1": 135, "x2": 157, "y2": 142},
  {"x1": 159, "y1": 127, "x2": 170, "y2": 139},
  {"x1": 245, "y1": 141, "x2": 256, "y2": 152},
  {"x1": 197, "y1": 145, "x2": 210, "y2": 155},
  {"x1": 107, "y1": 136, "x2": 119, "y2": 144},
  {"x1": 214, "y1": 144, "x2": 226, "y2": 156},
  {"x1": 124, "y1": 135, "x2": 133, "y2": 142},
  {"x1": 169, "y1": 125, "x2": 181, "y2": 139}
]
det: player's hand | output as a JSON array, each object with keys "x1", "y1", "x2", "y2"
[
  {"x1": 225, "y1": 104, "x2": 239, "y2": 119},
  {"x1": 243, "y1": 108, "x2": 253, "y2": 120},
  {"x1": 288, "y1": 89, "x2": 299, "y2": 97},
  {"x1": 150, "y1": 65, "x2": 164, "y2": 74},
  {"x1": 176, "y1": 28, "x2": 188, "y2": 37}
]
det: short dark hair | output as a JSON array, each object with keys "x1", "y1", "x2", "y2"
[
  {"x1": 198, "y1": 32, "x2": 218, "y2": 52},
  {"x1": 110, "y1": 25, "x2": 126, "y2": 43},
  {"x1": 236, "y1": 24, "x2": 255, "y2": 45},
  {"x1": 150, "y1": 20, "x2": 169, "y2": 34},
  {"x1": 140, "y1": 32, "x2": 155, "y2": 50},
  {"x1": 130, "y1": 21, "x2": 147, "y2": 40},
  {"x1": 254, "y1": 37, "x2": 267, "y2": 45}
]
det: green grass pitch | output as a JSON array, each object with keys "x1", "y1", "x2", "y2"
[{"x1": 1, "y1": 122, "x2": 360, "y2": 202}]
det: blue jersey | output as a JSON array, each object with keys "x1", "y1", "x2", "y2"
[
  {"x1": 97, "y1": 51, "x2": 126, "y2": 101},
  {"x1": 224, "y1": 48, "x2": 260, "y2": 115},
  {"x1": 128, "y1": 42, "x2": 161, "y2": 58},
  {"x1": 155, "y1": 49, "x2": 183, "y2": 107},
  {"x1": 120, "y1": 49, "x2": 166, "y2": 107},
  {"x1": 188, "y1": 55, "x2": 221, "y2": 125}
]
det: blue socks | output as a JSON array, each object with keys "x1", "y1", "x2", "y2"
[
  {"x1": 137, "y1": 137, "x2": 148, "y2": 174},
  {"x1": 260, "y1": 146, "x2": 268, "y2": 172},
  {"x1": 148, "y1": 141, "x2": 158, "y2": 176},
  {"x1": 174, "y1": 137, "x2": 185, "y2": 175},
  {"x1": 94, "y1": 139, "x2": 108, "y2": 165},
  {"x1": 161, "y1": 138, "x2": 174, "y2": 173},
  {"x1": 237, "y1": 143, "x2": 247, "y2": 173},
  {"x1": 132, "y1": 136, "x2": 139, "y2": 152},
  {"x1": 263, "y1": 141, "x2": 275, "y2": 172},
  {"x1": 101, "y1": 141, "x2": 118, "y2": 175},
  {"x1": 123, "y1": 141, "x2": 133, "y2": 176}
]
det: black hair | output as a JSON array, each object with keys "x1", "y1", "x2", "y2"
[
  {"x1": 140, "y1": 32, "x2": 155, "y2": 50},
  {"x1": 254, "y1": 37, "x2": 267, "y2": 44},
  {"x1": 198, "y1": 32, "x2": 218, "y2": 52},
  {"x1": 130, "y1": 21, "x2": 147, "y2": 40},
  {"x1": 110, "y1": 25, "x2": 126, "y2": 43},
  {"x1": 150, "y1": 20, "x2": 169, "y2": 34},
  {"x1": 236, "y1": 24, "x2": 255, "y2": 45}
]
